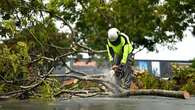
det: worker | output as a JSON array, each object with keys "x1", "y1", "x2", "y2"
[{"x1": 106, "y1": 27, "x2": 133, "y2": 89}]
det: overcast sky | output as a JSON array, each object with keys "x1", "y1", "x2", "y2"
[{"x1": 135, "y1": 29, "x2": 195, "y2": 61}]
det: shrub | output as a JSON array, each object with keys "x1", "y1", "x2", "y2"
[{"x1": 190, "y1": 58, "x2": 195, "y2": 69}]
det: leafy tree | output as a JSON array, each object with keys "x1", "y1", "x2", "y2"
[
  {"x1": 76, "y1": 0, "x2": 195, "y2": 51},
  {"x1": 1, "y1": 0, "x2": 194, "y2": 54}
]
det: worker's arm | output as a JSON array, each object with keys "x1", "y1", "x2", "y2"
[
  {"x1": 106, "y1": 44, "x2": 114, "y2": 62},
  {"x1": 121, "y1": 43, "x2": 133, "y2": 64}
]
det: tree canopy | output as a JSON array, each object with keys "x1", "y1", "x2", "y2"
[{"x1": 0, "y1": 0, "x2": 194, "y2": 53}]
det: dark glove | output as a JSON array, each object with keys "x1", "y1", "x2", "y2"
[
  {"x1": 112, "y1": 65, "x2": 122, "y2": 77},
  {"x1": 119, "y1": 64, "x2": 125, "y2": 69},
  {"x1": 111, "y1": 65, "x2": 118, "y2": 71},
  {"x1": 117, "y1": 64, "x2": 125, "y2": 77}
]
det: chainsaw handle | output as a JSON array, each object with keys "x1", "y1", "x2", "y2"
[{"x1": 112, "y1": 65, "x2": 119, "y2": 71}]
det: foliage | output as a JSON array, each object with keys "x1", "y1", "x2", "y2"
[
  {"x1": 136, "y1": 71, "x2": 159, "y2": 89},
  {"x1": 76, "y1": 0, "x2": 195, "y2": 51},
  {"x1": 172, "y1": 64, "x2": 195, "y2": 94},
  {"x1": 172, "y1": 64, "x2": 195, "y2": 85},
  {"x1": 0, "y1": 84, "x2": 5, "y2": 93},
  {"x1": 0, "y1": 42, "x2": 30, "y2": 81},
  {"x1": 135, "y1": 64, "x2": 195, "y2": 94},
  {"x1": 181, "y1": 79, "x2": 195, "y2": 95},
  {"x1": 32, "y1": 78, "x2": 61, "y2": 100},
  {"x1": 75, "y1": 81, "x2": 100, "y2": 90},
  {"x1": 62, "y1": 80, "x2": 100, "y2": 91},
  {"x1": 0, "y1": 0, "x2": 194, "y2": 61},
  {"x1": 0, "y1": 0, "x2": 194, "y2": 54},
  {"x1": 159, "y1": 80, "x2": 176, "y2": 90},
  {"x1": 190, "y1": 58, "x2": 195, "y2": 69}
]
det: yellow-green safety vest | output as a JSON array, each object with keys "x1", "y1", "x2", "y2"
[{"x1": 106, "y1": 33, "x2": 133, "y2": 64}]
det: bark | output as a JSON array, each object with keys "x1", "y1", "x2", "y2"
[
  {"x1": 115, "y1": 89, "x2": 190, "y2": 99},
  {"x1": 54, "y1": 90, "x2": 111, "y2": 98},
  {"x1": 0, "y1": 90, "x2": 25, "y2": 100}
]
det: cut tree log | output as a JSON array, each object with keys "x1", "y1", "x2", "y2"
[
  {"x1": 63, "y1": 74, "x2": 191, "y2": 99},
  {"x1": 115, "y1": 89, "x2": 190, "y2": 99}
]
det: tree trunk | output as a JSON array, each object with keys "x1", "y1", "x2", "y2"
[{"x1": 115, "y1": 89, "x2": 190, "y2": 99}]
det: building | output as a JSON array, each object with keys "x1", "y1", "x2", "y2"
[
  {"x1": 135, "y1": 59, "x2": 192, "y2": 77},
  {"x1": 51, "y1": 58, "x2": 192, "y2": 79}
]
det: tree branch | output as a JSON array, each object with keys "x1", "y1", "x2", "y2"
[
  {"x1": 132, "y1": 46, "x2": 145, "y2": 56},
  {"x1": 0, "y1": 74, "x2": 13, "y2": 84},
  {"x1": 76, "y1": 43, "x2": 107, "y2": 54},
  {"x1": 20, "y1": 66, "x2": 55, "y2": 89},
  {"x1": 63, "y1": 74, "x2": 124, "y2": 94}
]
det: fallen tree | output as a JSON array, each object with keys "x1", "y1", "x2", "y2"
[
  {"x1": 0, "y1": 63, "x2": 191, "y2": 100},
  {"x1": 0, "y1": 44, "x2": 191, "y2": 100},
  {"x1": 0, "y1": 17, "x2": 191, "y2": 101},
  {"x1": 58, "y1": 73, "x2": 191, "y2": 99}
]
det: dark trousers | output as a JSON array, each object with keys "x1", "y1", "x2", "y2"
[{"x1": 113, "y1": 54, "x2": 133, "y2": 88}]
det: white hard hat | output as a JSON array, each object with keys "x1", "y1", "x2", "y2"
[{"x1": 107, "y1": 28, "x2": 120, "y2": 42}]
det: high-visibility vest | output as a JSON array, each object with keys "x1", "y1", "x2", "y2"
[{"x1": 106, "y1": 33, "x2": 133, "y2": 64}]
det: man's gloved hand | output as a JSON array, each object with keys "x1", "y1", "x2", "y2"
[
  {"x1": 112, "y1": 65, "x2": 118, "y2": 71},
  {"x1": 112, "y1": 65, "x2": 122, "y2": 76},
  {"x1": 119, "y1": 64, "x2": 125, "y2": 69}
]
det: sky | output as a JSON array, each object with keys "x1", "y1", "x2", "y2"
[{"x1": 135, "y1": 29, "x2": 195, "y2": 61}]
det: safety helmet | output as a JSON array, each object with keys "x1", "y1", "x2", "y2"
[{"x1": 107, "y1": 28, "x2": 120, "y2": 42}]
